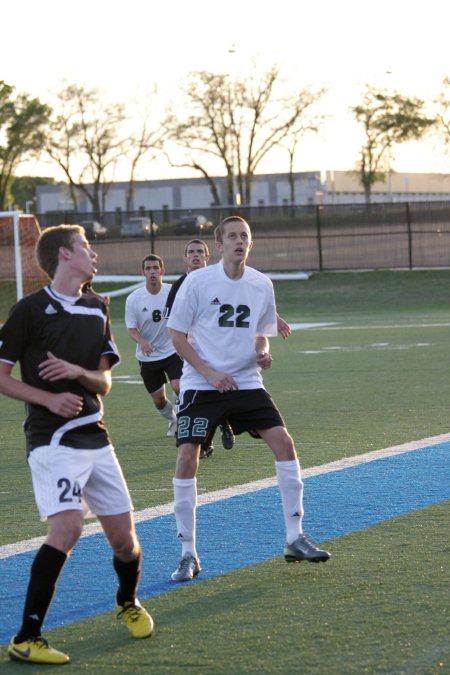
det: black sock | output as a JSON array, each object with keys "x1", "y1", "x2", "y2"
[
  {"x1": 114, "y1": 553, "x2": 141, "y2": 606},
  {"x1": 15, "y1": 544, "x2": 67, "y2": 643}
]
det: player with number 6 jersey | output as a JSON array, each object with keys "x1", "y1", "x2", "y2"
[{"x1": 125, "y1": 254, "x2": 182, "y2": 437}]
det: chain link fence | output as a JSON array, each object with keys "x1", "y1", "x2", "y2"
[{"x1": 35, "y1": 201, "x2": 450, "y2": 275}]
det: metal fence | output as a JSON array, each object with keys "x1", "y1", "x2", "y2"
[{"x1": 35, "y1": 201, "x2": 450, "y2": 274}]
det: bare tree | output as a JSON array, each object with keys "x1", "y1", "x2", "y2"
[
  {"x1": 124, "y1": 103, "x2": 165, "y2": 212},
  {"x1": 283, "y1": 115, "x2": 324, "y2": 205},
  {"x1": 46, "y1": 84, "x2": 128, "y2": 219},
  {"x1": 351, "y1": 86, "x2": 435, "y2": 204},
  {"x1": 163, "y1": 66, "x2": 326, "y2": 206}
]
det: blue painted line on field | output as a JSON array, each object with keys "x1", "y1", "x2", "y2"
[{"x1": 1, "y1": 442, "x2": 449, "y2": 645}]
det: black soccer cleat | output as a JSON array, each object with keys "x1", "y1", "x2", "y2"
[
  {"x1": 200, "y1": 442, "x2": 214, "y2": 459},
  {"x1": 220, "y1": 422, "x2": 235, "y2": 450}
]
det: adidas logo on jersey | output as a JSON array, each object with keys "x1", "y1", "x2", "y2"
[
  {"x1": 210, "y1": 297, "x2": 221, "y2": 305},
  {"x1": 45, "y1": 304, "x2": 58, "y2": 315},
  {"x1": 142, "y1": 307, "x2": 148, "y2": 312}
]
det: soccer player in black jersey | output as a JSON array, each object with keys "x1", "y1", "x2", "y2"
[{"x1": 0, "y1": 225, "x2": 153, "y2": 665}]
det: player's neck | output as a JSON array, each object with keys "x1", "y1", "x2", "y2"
[
  {"x1": 222, "y1": 260, "x2": 245, "y2": 280},
  {"x1": 146, "y1": 282, "x2": 162, "y2": 295},
  {"x1": 50, "y1": 271, "x2": 83, "y2": 298}
]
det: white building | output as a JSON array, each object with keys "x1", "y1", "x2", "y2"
[
  {"x1": 35, "y1": 170, "x2": 450, "y2": 215},
  {"x1": 323, "y1": 171, "x2": 450, "y2": 204}
]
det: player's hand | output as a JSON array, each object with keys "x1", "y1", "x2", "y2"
[
  {"x1": 140, "y1": 340, "x2": 154, "y2": 356},
  {"x1": 39, "y1": 352, "x2": 83, "y2": 381},
  {"x1": 47, "y1": 392, "x2": 84, "y2": 418},
  {"x1": 256, "y1": 351, "x2": 273, "y2": 369},
  {"x1": 207, "y1": 371, "x2": 239, "y2": 393},
  {"x1": 277, "y1": 316, "x2": 291, "y2": 339}
]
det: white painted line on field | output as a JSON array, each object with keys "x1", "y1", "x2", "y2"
[
  {"x1": 287, "y1": 321, "x2": 450, "y2": 332},
  {"x1": 289, "y1": 322, "x2": 339, "y2": 330},
  {"x1": 1, "y1": 431, "x2": 449, "y2": 560},
  {"x1": 321, "y1": 322, "x2": 450, "y2": 330},
  {"x1": 299, "y1": 342, "x2": 432, "y2": 354}
]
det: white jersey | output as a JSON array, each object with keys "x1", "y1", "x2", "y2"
[
  {"x1": 167, "y1": 262, "x2": 277, "y2": 391},
  {"x1": 125, "y1": 283, "x2": 176, "y2": 362}
]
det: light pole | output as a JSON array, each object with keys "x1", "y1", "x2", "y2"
[{"x1": 228, "y1": 43, "x2": 241, "y2": 207}]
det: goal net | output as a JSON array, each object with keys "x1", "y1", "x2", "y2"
[{"x1": 0, "y1": 211, "x2": 47, "y2": 323}]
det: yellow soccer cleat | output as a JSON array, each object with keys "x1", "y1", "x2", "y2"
[
  {"x1": 116, "y1": 599, "x2": 154, "y2": 639},
  {"x1": 8, "y1": 636, "x2": 70, "y2": 664}
]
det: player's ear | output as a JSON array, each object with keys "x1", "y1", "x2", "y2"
[{"x1": 59, "y1": 246, "x2": 72, "y2": 261}]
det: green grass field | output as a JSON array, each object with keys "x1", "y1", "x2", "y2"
[{"x1": 1, "y1": 270, "x2": 449, "y2": 673}]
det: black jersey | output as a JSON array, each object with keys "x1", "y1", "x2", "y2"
[
  {"x1": 0, "y1": 286, "x2": 120, "y2": 454},
  {"x1": 163, "y1": 273, "x2": 187, "y2": 319}
]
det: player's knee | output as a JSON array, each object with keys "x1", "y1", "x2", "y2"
[
  {"x1": 111, "y1": 534, "x2": 140, "y2": 560},
  {"x1": 67, "y1": 522, "x2": 83, "y2": 547},
  {"x1": 269, "y1": 428, "x2": 297, "y2": 460},
  {"x1": 175, "y1": 444, "x2": 199, "y2": 477},
  {"x1": 47, "y1": 517, "x2": 83, "y2": 552},
  {"x1": 152, "y1": 392, "x2": 166, "y2": 409}
]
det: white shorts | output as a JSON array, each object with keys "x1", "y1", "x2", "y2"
[{"x1": 28, "y1": 444, "x2": 133, "y2": 521}]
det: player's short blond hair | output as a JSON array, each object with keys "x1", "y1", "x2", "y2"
[{"x1": 214, "y1": 216, "x2": 250, "y2": 243}]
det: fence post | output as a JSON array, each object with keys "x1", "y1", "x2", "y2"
[
  {"x1": 405, "y1": 203, "x2": 412, "y2": 269},
  {"x1": 315, "y1": 205, "x2": 323, "y2": 271}
]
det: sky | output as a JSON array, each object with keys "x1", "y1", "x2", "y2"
[{"x1": 2, "y1": 0, "x2": 450, "y2": 181}]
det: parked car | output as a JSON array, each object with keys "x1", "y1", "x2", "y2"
[
  {"x1": 80, "y1": 220, "x2": 108, "y2": 239},
  {"x1": 174, "y1": 214, "x2": 213, "y2": 235},
  {"x1": 120, "y1": 217, "x2": 158, "y2": 238}
]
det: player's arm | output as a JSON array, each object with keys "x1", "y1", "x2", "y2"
[
  {"x1": 127, "y1": 327, "x2": 154, "y2": 356},
  {"x1": 255, "y1": 336, "x2": 273, "y2": 369},
  {"x1": 0, "y1": 360, "x2": 83, "y2": 418},
  {"x1": 38, "y1": 352, "x2": 113, "y2": 396},
  {"x1": 277, "y1": 313, "x2": 291, "y2": 339},
  {"x1": 169, "y1": 329, "x2": 238, "y2": 392}
]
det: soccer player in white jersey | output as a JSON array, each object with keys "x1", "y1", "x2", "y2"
[
  {"x1": 164, "y1": 239, "x2": 234, "y2": 457},
  {"x1": 125, "y1": 254, "x2": 182, "y2": 436},
  {"x1": 167, "y1": 216, "x2": 330, "y2": 582},
  {"x1": 0, "y1": 225, "x2": 153, "y2": 665}
]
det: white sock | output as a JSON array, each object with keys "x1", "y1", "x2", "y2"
[
  {"x1": 173, "y1": 477, "x2": 198, "y2": 559},
  {"x1": 275, "y1": 459, "x2": 304, "y2": 544},
  {"x1": 158, "y1": 399, "x2": 176, "y2": 421}
]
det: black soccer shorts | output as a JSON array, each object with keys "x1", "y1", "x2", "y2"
[
  {"x1": 175, "y1": 388, "x2": 285, "y2": 446},
  {"x1": 139, "y1": 353, "x2": 183, "y2": 394}
]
